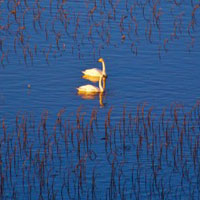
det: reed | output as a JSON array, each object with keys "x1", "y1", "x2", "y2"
[{"x1": 0, "y1": 0, "x2": 199, "y2": 67}]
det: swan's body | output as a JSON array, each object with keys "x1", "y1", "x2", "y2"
[
  {"x1": 82, "y1": 58, "x2": 107, "y2": 77},
  {"x1": 82, "y1": 75, "x2": 100, "y2": 83},
  {"x1": 77, "y1": 75, "x2": 104, "y2": 94}
]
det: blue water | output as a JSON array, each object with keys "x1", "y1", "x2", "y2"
[
  {"x1": 0, "y1": 0, "x2": 200, "y2": 199},
  {"x1": 0, "y1": 1, "x2": 199, "y2": 117}
]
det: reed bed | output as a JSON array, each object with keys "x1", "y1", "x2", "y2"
[
  {"x1": 0, "y1": 0, "x2": 199, "y2": 66},
  {"x1": 0, "y1": 102, "x2": 200, "y2": 199}
]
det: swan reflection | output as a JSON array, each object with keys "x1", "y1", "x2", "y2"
[
  {"x1": 78, "y1": 91, "x2": 105, "y2": 107},
  {"x1": 82, "y1": 75, "x2": 100, "y2": 83},
  {"x1": 82, "y1": 75, "x2": 106, "y2": 90}
]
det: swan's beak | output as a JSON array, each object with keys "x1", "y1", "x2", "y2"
[{"x1": 98, "y1": 58, "x2": 103, "y2": 62}]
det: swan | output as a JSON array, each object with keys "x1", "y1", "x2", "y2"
[
  {"x1": 82, "y1": 58, "x2": 107, "y2": 78},
  {"x1": 77, "y1": 75, "x2": 104, "y2": 94}
]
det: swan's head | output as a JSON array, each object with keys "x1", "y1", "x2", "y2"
[{"x1": 98, "y1": 58, "x2": 104, "y2": 63}]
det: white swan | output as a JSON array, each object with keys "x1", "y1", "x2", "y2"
[
  {"x1": 82, "y1": 58, "x2": 107, "y2": 77},
  {"x1": 77, "y1": 75, "x2": 104, "y2": 94}
]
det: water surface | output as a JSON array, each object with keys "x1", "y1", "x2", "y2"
[{"x1": 0, "y1": 0, "x2": 200, "y2": 199}]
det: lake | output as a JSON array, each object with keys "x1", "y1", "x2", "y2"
[{"x1": 0, "y1": 0, "x2": 200, "y2": 199}]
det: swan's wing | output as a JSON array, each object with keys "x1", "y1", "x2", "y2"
[{"x1": 82, "y1": 68, "x2": 102, "y2": 77}]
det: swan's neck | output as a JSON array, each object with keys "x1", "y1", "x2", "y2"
[
  {"x1": 101, "y1": 61, "x2": 106, "y2": 75},
  {"x1": 103, "y1": 77, "x2": 106, "y2": 89},
  {"x1": 99, "y1": 76, "x2": 104, "y2": 92}
]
